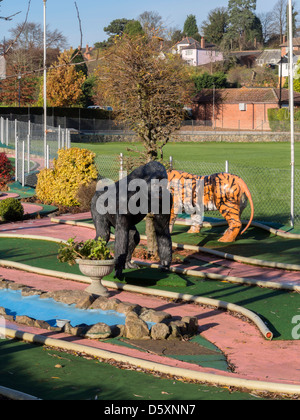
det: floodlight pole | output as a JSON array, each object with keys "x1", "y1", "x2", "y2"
[
  {"x1": 43, "y1": 0, "x2": 47, "y2": 167},
  {"x1": 288, "y1": 0, "x2": 295, "y2": 228}
]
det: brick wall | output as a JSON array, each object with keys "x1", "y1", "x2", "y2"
[{"x1": 193, "y1": 102, "x2": 279, "y2": 130}]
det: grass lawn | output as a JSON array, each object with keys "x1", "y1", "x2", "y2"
[
  {"x1": 75, "y1": 141, "x2": 300, "y2": 169},
  {"x1": 75, "y1": 141, "x2": 300, "y2": 227}
]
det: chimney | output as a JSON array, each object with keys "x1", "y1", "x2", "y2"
[
  {"x1": 282, "y1": 35, "x2": 287, "y2": 44},
  {"x1": 201, "y1": 37, "x2": 205, "y2": 49}
]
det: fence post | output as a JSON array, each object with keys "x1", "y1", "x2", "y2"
[
  {"x1": 225, "y1": 160, "x2": 229, "y2": 173},
  {"x1": 169, "y1": 156, "x2": 173, "y2": 170},
  {"x1": 5, "y1": 119, "x2": 8, "y2": 146},
  {"x1": 27, "y1": 134, "x2": 30, "y2": 174},
  {"x1": 22, "y1": 141, "x2": 25, "y2": 187},
  {"x1": 61, "y1": 130, "x2": 65, "y2": 149},
  {"x1": 15, "y1": 136, "x2": 18, "y2": 182},
  {"x1": 0, "y1": 117, "x2": 3, "y2": 144},
  {"x1": 58, "y1": 125, "x2": 61, "y2": 150},
  {"x1": 46, "y1": 144, "x2": 49, "y2": 169}
]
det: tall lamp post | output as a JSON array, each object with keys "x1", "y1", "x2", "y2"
[
  {"x1": 43, "y1": 0, "x2": 47, "y2": 167},
  {"x1": 288, "y1": 0, "x2": 295, "y2": 228}
]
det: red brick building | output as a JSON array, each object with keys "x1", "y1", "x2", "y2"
[{"x1": 192, "y1": 87, "x2": 300, "y2": 130}]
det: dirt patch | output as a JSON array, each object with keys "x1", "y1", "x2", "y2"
[{"x1": 123, "y1": 339, "x2": 219, "y2": 356}]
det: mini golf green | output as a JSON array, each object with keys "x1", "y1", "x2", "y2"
[
  {"x1": 0, "y1": 237, "x2": 299, "y2": 340},
  {"x1": 0, "y1": 339, "x2": 262, "y2": 401}
]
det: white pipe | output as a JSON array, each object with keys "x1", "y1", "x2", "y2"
[
  {"x1": 1, "y1": 326, "x2": 300, "y2": 396},
  {"x1": 0, "y1": 385, "x2": 41, "y2": 400},
  {"x1": 288, "y1": 0, "x2": 295, "y2": 228}
]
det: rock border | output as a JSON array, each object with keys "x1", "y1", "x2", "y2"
[{"x1": 0, "y1": 280, "x2": 199, "y2": 341}]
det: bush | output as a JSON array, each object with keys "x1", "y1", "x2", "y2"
[
  {"x1": 0, "y1": 197, "x2": 24, "y2": 222},
  {"x1": 268, "y1": 108, "x2": 300, "y2": 131},
  {"x1": 36, "y1": 147, "x2": 98, "y2": 207},
  {"x1": 0, "y1": 152, "x2": 14, "y2": 189}
]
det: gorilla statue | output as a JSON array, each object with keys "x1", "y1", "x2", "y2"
[{"x1": 91, "y1": 161, "x2": 172, "y2": 279}]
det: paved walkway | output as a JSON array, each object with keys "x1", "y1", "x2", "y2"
[{"x1": 0, "y1": 210, "x2": 300, "y2": 388}]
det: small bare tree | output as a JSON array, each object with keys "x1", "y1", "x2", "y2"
[
  {"x1": 95, "y1": 34, "x2": 193, "y2": 257},
  {"x1": 96, "y1": 34, "x2": 192, "y2": 161}
]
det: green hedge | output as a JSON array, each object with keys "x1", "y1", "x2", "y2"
[{"x1": 0, "y1": 107, "x2": 112, "y2": 120}]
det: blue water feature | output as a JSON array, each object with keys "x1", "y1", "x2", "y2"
[{"x1": 0, "y1": 288, "x2": 127, "y2": 328}]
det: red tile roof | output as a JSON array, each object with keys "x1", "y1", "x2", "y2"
[{"x1": 193, "y1": 87, "x2": 300, "y2": 104}]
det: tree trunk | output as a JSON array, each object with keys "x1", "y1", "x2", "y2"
[{"x1": 145, "y1": 213, "x2": 159, "y2": 259}]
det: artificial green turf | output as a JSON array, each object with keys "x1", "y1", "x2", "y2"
[
  {"x1": 0, "y1": 339, "x2": 263, "y2": 401},
  {"x1": 0, "y1": 237, "x2": 299, "y2": 340}
]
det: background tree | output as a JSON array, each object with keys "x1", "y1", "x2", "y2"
[
  {"x1": 7, "y1": 21, "x2": 66, "y2": 72},
  {"x1": 225, "y1": 0, "x2": 257, "y2": 50},
  {"x1": 124, "y1": 20, "x2": 144, "y2": 36},
  {"x1": 258, "y1": 11, "x2": 274, "y2": 45},
  {"x1": 95, "y1": 35, "x2": 192, "y2": 161},
  {"x1": 44, "y1": 48, "x2": 86, "y2": 107},
  {"x1": 137, "y1": 11, "x2": 165, "y2": 38},
  {"x1": 183, "y1": 14, "x2": 199, "y2": 38},
  {"x1": 270, "y1": 0, "x2": 287, "y2": 45},
  {"x1": 95, "y1": 18, "x2": 132, "y2": 50},
  {"x1": 103, "y1": 18, "x2": 132, "y2": 37},
  {"x1": 201, "y1": 8, "x2": 228, "y2": 45}
]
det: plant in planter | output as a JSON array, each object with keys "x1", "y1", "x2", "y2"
[{"x1": 58, "y1": 237, "x2": 114, "y2": 296}]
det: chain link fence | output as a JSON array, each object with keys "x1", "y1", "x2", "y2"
[
  {"x1": 94, "y1": 153, "x2": 300, "y2": 227},
  {"x1": 0, "y1": 117, "x2": 71, "y2": 185}
]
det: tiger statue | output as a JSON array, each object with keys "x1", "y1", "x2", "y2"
[{"x1": 167, "y1": 170, "x2": 254, "y2": 242}]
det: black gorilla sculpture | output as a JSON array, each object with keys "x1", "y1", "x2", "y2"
[{"x1": 91, "y1": 161, "x2": 172, "y2": 279}]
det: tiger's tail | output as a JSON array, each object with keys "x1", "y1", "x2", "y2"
[{"x1": 237, "y1": 177, "x2": 254, "y2": 235}]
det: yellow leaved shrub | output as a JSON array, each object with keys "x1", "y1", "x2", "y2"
[{"x1": 36, "y1": 148, "x2": 98, "y2": 207}]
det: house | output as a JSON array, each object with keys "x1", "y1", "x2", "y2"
[
  {"x1": 172, "y1": 37, "x2": 223, "y2": 67},
  {"x1": 256, "y1": 49, "x2": 281, "y2": 68},
  {"x1": 280, "y1": 36, "x2": 300, "y2": 57},
  {"x1": 0, "y1": 56, "x2": 6, "y2": 79},
  {"x1": 192, "y1": 87, "x2": 300, "y2": 130},
  {"x1": 278, "y1": 53, "x2": 300, "y2": 82}
]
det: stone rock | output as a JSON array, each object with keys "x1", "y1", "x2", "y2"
[
  {"x1": 21, "y1": 288, "x2": 44, "y2": 297},
  {"x1": 124, "y1": 312, "x2": 149, "y2": 340},
  {"x1": 140, "y1": 308, "x2": 171, "y2": 323},
  {"x1": 40, "y1": 290, "x2": 95, "y2": 309},
  {"x1": 90, "y1": 297, "x2": 120, "y2": 311},
  {"x1": 7, "y1": 282, "x2": 23, "y2": 291},
  {"x1": 3, "y1": 315, "x2": 14, "y2": 322},
  {"x1": 34, "y1": 319, "x2": 51, "y2": 330},
  {"x1": 0, "y1": 280, "x2": 10, "y2": 289},
  {"x1": 64, "y1": 322, "x2": 89, "y2": 337},
  {"x1": 0, "y1": 306, "x2": 6, "y2": 316},
  {"x1": 181, "y1": 316, "x2": 198, "y2": 335},
  {"x1": 150, "y1": 323, "x2": 170, "y2": 340},
  {"x1": 116, "y1": 301, "x2": 141, "y2": 315},
  {"x1": 168, "y1": 321, "x2": 184, "y2": 340},
  {"x1": 84, "y1": 322, "x2": 112, "y2": 339},
  {"x1": 15, "y1": 315, "x2": 36, "y2": 327},
  {"x1": 111, "y1": 324, "x2": 125, "y2": 338}
]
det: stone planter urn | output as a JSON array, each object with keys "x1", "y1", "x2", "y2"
[{"x1": 75, "y1": 259, "x2": 115, "y2": 297}]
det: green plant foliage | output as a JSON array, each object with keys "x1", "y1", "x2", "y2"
[
  {"x1": 36, "y1": 147, "x2": 98, "y2": 207},
  {"x1": 0, "y1": 197, "x2": 24, "y2": 222},
  {"x1": 57, "y1": 237, "x2": 113, "y2": 266},
  {"x1": 192, "y1": 72, "x2": 228, "y2": 91}
]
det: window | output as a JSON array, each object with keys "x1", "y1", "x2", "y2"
[{"x1": 239, "y1": 103, "x2": 247, "y2": 111}]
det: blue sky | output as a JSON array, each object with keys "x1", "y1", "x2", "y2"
[{"x1": 0, "y1": 0, "x2": 297, "y2": 48}]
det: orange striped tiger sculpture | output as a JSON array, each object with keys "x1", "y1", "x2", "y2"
[{"x1": 167, "y1": 170, "x2": 254, "y2": 242}]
